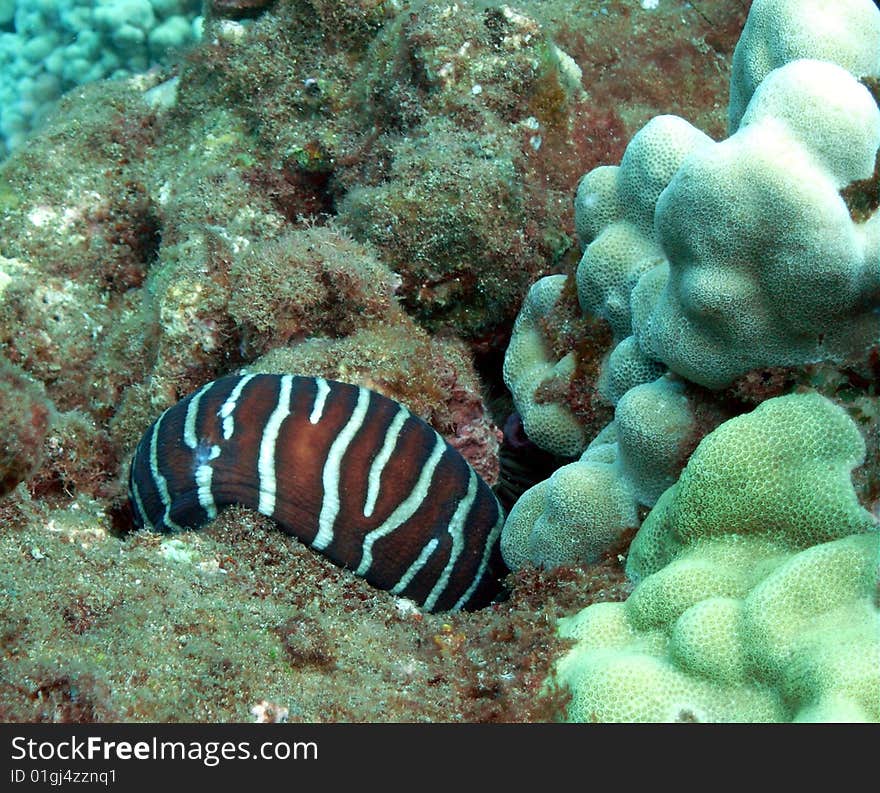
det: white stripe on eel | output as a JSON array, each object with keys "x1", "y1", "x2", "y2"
[
  {"x1": 220, "y1": 373, "x2": 256, "y2": 440},
  {"x1": 309, "y1": 377, "x2": 331, "y2": 425},
  {"x1": 257, "y1": 374, "x2": 294, "y2": 517},
  {"x1": 356, "y1": 433, "x2": 446, "y2": 577},
  {"x1": 419, "y1": 467, "x2": 479, "y2": 611},
  {"x1": 363, "y1": 405, "x2": 409, "y2": 518},
  {"x1": 149, "y1": 410, "x2": 184, "y2": 532},
  {"x1": 313, "y1": 386, "x2": 372, "y2": 551}
]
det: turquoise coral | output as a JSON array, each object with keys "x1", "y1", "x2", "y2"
[{"x1": 0, "y1": 0, "x2": 202, "y2": 156}]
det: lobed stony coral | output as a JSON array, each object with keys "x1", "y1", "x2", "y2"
[
  {"x1": 502, "y1": 0, "x2": 880, "y2": 570},
  {"x1": 554, "y1": 393, "x2": 879, "y2": 723},
  {"x1": 639, "y1": 58, "x2": 880, "y2": 389},
  {"x1": 627, "y1": 393, "x2": 877, "y2": 577},
  {"x1": 728, "y1": 0, "x2": 880, "y2": 131}
]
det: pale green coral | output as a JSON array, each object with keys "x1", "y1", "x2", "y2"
[
  {"x1": 613, "y1": 375, "x2": 694, "y2": 505},
  {"x1": 596, "y1": 335, "x2": 665, "y2": 406},
  {"x1": 554, "y1": 393, "x2": 880, "y2": 723},
  {"x1": 501, "y1": 375, "x2": 694, "y2": 570},
  {"x1": 628, "y1": 392, "x2": 876, "y2": 578},
  {"x1": 505, "y1": 115, "x2": 712, "y2": 463},
  {"x1": 502, "y1": 275, "x2": 587, "y2": 458}
]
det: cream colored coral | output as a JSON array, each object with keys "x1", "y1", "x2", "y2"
[
  {"x1": 501, "y1": 452, "x2": 638, "y2": 569},
  {"x1": 728, "y1": 0, "x2": 880, "y2": 130},
  {"x1": 575, "y1": 115, "x2": 711, "y2": 339},
  {"x1": 500, "y1": 375, "x2": 695, "y2": 570},
  {"x1": 502, "y1": 275, "x2": 587, "y2": 457}
]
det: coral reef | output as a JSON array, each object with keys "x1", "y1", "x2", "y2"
[
  {"x1": 226, "y1": 226, "x2": 397, "y2": 356},
  {"x1": 502, "y1": 0, "x2": 880, "y2": 570},
  {"x1": 0, "y1": 0, "x2": 742, "y2": 508},
  {"x1": 0, "y1": 0, "x2": 794, "y2": 723},
  {"x1": 554, "y1": 394, "x2": 879, "y2": 723}
]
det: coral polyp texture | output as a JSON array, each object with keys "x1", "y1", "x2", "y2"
[
  {"x1": 728, "y1": 0, "x2": 880, "y2": 130},
  {"x1": 554, "y1": 393, "x2": 880, "y2": 723},
  {"x1": 502, "y1": 0, "x2": 880, "y2": 571},
  {"x1": 640, "y1": 58, "x2": 879, "y2": 388}
]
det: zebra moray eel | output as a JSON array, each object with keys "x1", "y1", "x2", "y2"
[{"x1": 128, "y1": 373, "x2": 505, "y2": 612}]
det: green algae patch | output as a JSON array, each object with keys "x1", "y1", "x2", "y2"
[{"x1": 0, "y1": 497, "x2": 583, "y2": 722}]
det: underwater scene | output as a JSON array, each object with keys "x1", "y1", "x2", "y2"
[{"x1": 0, "y1": 0, "x2": 878, "y2": 723}]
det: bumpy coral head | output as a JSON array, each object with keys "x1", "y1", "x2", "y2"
[{"x1": 635, "y1": 59, "x2": 880, "y2": 389}]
